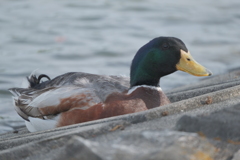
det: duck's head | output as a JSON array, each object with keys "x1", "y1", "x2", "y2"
[{"x1": 130, "y1": 37, "x2": 212, "y2": 87}]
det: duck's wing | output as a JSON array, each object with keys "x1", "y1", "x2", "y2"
[
  {"x1": 9, "y1": 85, "x2": 104, "y2": 132},
  {"x1": 10, "y1": 86, "x2": 102, "y2": 120}
]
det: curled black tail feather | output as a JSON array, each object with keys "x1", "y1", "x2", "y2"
[
  {"x1": 27, "y1": 74, "x2": 51, "y2": 88},
  {"x1": 37, "y1": 74, "x2": 51, "y2": 82}
]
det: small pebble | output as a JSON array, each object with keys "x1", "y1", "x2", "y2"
[
  {"x1": 13, "y1": 130, "x2": 18, "y2": 134},
  {"x1": 161, "y1": 111, "x2": 168, "y2": 116}
]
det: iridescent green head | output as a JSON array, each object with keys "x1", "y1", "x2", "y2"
[{"x1": 130, "y1": 37, "x2": 212, "y2": 87}]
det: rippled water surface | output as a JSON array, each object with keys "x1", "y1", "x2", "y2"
[{"x1": 0, "y1": 0, "x2": 240, "y2": 133}]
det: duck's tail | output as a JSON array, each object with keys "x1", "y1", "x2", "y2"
[
  {"x1": 27, "y1": 74, "x2": 51, "y2": 88},
  {"x1": 8, "y1": 87, "x2": 41, "y2": 121}
]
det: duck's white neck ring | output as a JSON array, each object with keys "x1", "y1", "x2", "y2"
[{"x1": 127, "y1": 85, "x2": 162, "y2": 95}]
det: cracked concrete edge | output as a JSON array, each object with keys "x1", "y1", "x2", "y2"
[
  {"x1": 0, "y1": 120, "x2": 131, "y2": 159},
  {"x1": 0, "y1": 120, "x2": 131, "y2": 150}
]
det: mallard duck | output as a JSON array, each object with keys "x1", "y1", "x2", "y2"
[{"x1": 9, "y1": 37, "x2": 212, "y2": 132}]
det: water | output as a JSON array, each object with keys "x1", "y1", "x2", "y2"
[{"x1": 0, "y1": 0, "x2": 240, "y2": 133}]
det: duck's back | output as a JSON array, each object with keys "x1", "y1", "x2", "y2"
[
  {"x1": 10, "y1": 72, "x2": 130, "y2": 101},
  {"x1": 30, "y1": 72, "x2": 129, "y2": 90}
]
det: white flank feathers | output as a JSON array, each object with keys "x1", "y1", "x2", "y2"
[{"x1": 26, "y1": 116, "x2": 59, "y2": 132}]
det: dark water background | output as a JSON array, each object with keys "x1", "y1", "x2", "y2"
[{"x1": 0, "y1": 0, "x2": 240, "y2": 133}]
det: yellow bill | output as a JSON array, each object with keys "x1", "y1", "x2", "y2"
[{"x1": 176, "y1": 50, "x2": 212, "y2": 76}]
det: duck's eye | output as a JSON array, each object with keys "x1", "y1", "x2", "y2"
[
  {"x1": 187, "y1": 58, "x2": 191, "y2": 61},
  {"x1": 162, "y1": 43, "x2": 169, "y2": 49}
]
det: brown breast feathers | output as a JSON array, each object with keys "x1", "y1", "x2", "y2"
[{"x1": 55, "y1": 86, "x2": 170, "y2": 127}]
